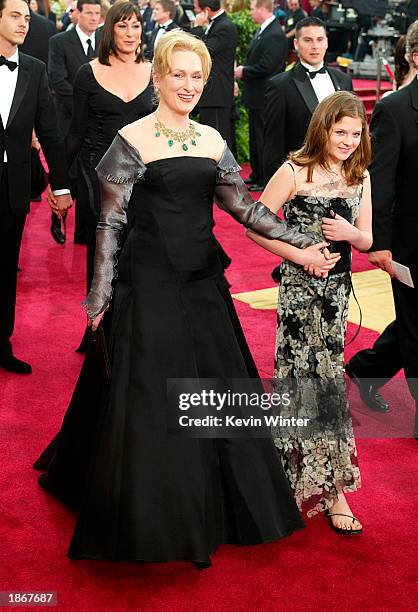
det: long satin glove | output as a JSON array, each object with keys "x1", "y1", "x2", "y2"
[
  {"x1": 83, "y1": 133, "x2": 146, "y2": 320},
  {"x1": 215, "y1": 147, "x2": 316, "y2": 249}
]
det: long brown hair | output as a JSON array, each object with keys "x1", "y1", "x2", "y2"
[
  {"x1": 290, "y1": 91, "x2": 371, "y2": 186},
  {"x1": 98, "y1": 1, "x2": 144, "y2": 66}
]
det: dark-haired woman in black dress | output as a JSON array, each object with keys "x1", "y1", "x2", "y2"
[{"x1": 55, "y1": 1, "x2": 153, "y2": 351}]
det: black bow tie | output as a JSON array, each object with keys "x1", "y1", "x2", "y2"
[
  {"x1": 305, "y1": 65, "x2": 327, "y2": 79},
  {"x1": 159, "y1": 24, "x2": 166, "y2": 30},
  {"x1": 0, "y1": 55, "x2": 18, "y2": 71}
]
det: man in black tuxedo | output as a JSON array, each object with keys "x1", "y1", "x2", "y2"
[
  {"x1": 0, "y1": 0, "x2": 71, "y2": 374},
  {"x1": 49, "y1": 0, "x2": 101, "y2": 139},
  {"x1": 263, "y1": 17, "x2": 353, "y2": 184},
  {"x1": 20, "y1": 8, "x2": 56, "y2": 66},
  {"x1": 346, "y1": 27, "x2": 418, "y2": 437},
  {"x1": 48, "y1": 0, "x2": 101, "y2": 244},
  {"x1": 235, "y1": 0, "x2": 287, "y2": 192},
  {"x1": 144, "y1": 0, "x2": 179, "y2": 60},
  {"x1": 191, "y1": 0, "x2": 238, "y2": 148}
]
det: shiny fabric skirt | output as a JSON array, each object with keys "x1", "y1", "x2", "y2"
[{"x1": 35, "y1": 243, "x2": 303, "y2": 566}]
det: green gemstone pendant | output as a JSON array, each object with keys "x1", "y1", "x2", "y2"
[
  {"x1": 191, "y1": 140, "x2": 196, "y2": 146},
  {"x1": 155, "y1": 131, "x2": 160, "y2": 137},
  {"x1": 168, "y1": 139, "x2": 174, "y2": 147},
  {"x1": 196, "y1": 132, "x2": 201, "y2": 137},
  {"x1": 182, "y1": 143, "x2": 188, "y2": 151}
]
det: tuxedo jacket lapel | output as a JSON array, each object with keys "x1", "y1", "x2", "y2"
[
  {"x1": 94, "y1": 27, "x2": 102, "y2": 57},
  {"x1": 292, "y1": 63, "x2": 318, "y2": 114},
  {"x1": 328, "y1": 68, "x2": 342, "y2": 92},
  {"x1": 69, "y1": 27, "x2": 88, "y2": 64},
  {"x1": 7, "y1": 54, "x2": 31, "y2": 128}
]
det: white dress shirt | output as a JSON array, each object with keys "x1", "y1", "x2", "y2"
[
  {"x1": 154, "y1": 19, "x2": 173, "y2": 48},
  {"x1": 0, "y1": 49, "x2": 19, "y2": 162},
  {"x1": 76, "y1": 24, "x2": 96, "y2": 56},
  {"x1": 300, "y1": 60, "x2": 336, "y2": 103}
]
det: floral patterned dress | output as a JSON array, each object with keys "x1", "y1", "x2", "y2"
[{"x1": 273, "y1": 168, "x2": 362, "y2": 517}]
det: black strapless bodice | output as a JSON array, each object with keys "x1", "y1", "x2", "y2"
[{"x1": 121, "y1": 157, "x2": 221, "y2": 277}]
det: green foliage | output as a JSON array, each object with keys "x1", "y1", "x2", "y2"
[
  {"x1": 230, "y1": 10, "x2": 258, "y2": 163},
  {"x1": 234, "y1": 104, "x2": 250, "y2": 165}
]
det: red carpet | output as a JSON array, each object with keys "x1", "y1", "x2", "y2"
[{"x1": 0, "y1": 189, "x2": 417, "y2": 611}]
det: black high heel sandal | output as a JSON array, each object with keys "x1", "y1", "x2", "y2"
[{"x1": 326, "y1": 510, "x2": 363, "y2": 535}]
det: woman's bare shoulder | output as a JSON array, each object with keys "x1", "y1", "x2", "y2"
[
  {"x1": 192, "y1": 122, "x2": 226, "y2": 162},
  {"x1": 119, "y1": 115, "x2": 154, "y2": 144}
]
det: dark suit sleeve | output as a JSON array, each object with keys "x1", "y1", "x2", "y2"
[
  {"x1": 242, "y1": 34, "x2": 287, "y2": 80},
  {"x1": 369, "y1": 101, "x2": 401, "y2": 252},
  {"x1": 66, "y1": 65, "x2": 90, "y2": 168},
  {"x1": 34, "y1": 63, "x2": 69, "y2": 190},
  {"x1": 48, "y1": 35, "x2": 74, "y2": 114},
  {"x1": 263, "y1": 79, "x2": 286, "y2": 183},
  {"x1": 190, "y1": 25, "x2": 205, "y2": 39}
]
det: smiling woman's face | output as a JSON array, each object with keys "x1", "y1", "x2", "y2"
[
  {"x1": 113, "y1": 15, "x2": 142, "y2": 55},
  {"x1": 327, "y1": 116, "x2": 363, "y2": 164},
  {"x1": 155, "y1": 50, "x2": 204, "y2": 114}
]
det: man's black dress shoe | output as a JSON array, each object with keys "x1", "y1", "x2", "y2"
[
  {"x1": 248, "y1": 183, "x2": 265, "y2": 192},
  {"x1": 271, "y1": 266, "x2": 282, "y2": 284},
  {"x1": 244, "y1": 178, "x2": 254, "y2": 185},
  {"x1": 51, "y1": 221, "x2": 65, "y2": 244},
  {"x1": 0, "y1": 353, "x2": 32, "y2": 374},
  {"x1": 345, "y1": 363, "x2": 389, "y2": 413}
]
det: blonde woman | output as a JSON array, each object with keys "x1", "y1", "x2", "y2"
[{"x1": 36, "y1": 30, "x2": 340, "y2": 568}]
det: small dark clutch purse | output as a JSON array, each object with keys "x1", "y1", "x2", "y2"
[
  {"x1": 326, "y1": 201, "x2": 352, "y2": 275},
  {"x1": 30, "y1": 147, "x2": 49, "y2": 199},
  {"x1": 93, "y1": 323, "x2": 111, "y2": 385}
]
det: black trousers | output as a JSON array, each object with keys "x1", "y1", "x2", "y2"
[
  {"x1": 392, "y1": 278, "x2": 418, "y2": 419},
  {"x1": 199, "y1": 107, "x2": 233, "y2": 150},
  {"x1": 0, "y1": 166, "x2": 26, "y2": 355},
  {"x1": 348, "y1": 282, "x2": 418, "y2": 429},
  {"x1": 348, "y1": 320, "x2": 402, "y2": 385},
  {"x1": 248, "y1": 108, "x2": 264, "y2": 185}
]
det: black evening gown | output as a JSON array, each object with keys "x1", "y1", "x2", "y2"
[{"x1": 35, "y1": 135, "x2": 312, "y2": 567}]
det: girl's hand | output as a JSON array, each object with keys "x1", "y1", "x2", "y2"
[
  {"x1": 303, "y1": 263, "x2": 330, "y2": 278},
  {"x1": 322, "y1": 210, "x2": 357, "y2": 243},
  {"x1": 296, "y1": 242, "x2": 341, "y2": 270}
]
